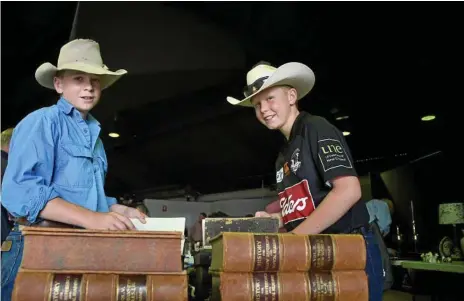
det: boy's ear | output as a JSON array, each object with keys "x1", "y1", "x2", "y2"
[
  {"x1": 54, "y1": 76, "x2": 63, "y2": 94},
  {"x1": 288, "y1": 87, "x2": 298, "y2": 106}
]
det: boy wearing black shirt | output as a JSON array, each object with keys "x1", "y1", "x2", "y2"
[{"x1": 227, "y1": 62, "x2": 383, "y2": 301}]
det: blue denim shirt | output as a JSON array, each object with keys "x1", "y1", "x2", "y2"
[
  {"x1": 365, "y1": 199, "x2": 392, "y2": 236},
  {"x1": 1, "y1": 97, "x2": 117, "y2": 223}
]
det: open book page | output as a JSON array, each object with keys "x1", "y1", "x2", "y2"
[{"x1": 130, "y1": 217, "x2": 186, "y2": 252}]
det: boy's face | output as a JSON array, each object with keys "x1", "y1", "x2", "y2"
[
  {"x1": 251, "y1": 86, "x2": 297, "y2": 130},
  {"x1": 53, "y1": 70, "x2": 102, "y2": 115}
]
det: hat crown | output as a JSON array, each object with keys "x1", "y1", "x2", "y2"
[
  {"x1": 57, "y1": 39, "x2": 104, "y2": 68},
  {"x1": 246, "y1": 64, "x2": 276, "y2": 85}
]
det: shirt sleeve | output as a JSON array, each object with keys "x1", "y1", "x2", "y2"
[
  {"x1": 106, "y1": 196, "x2": 117, "y2": 208},
  {"x1": 377, "y1": 201, "x2": 392, "y2": 236},
  {"x1": 307, "y1": 117, "x2": 357, "y2": 185},
  {"x1": 365, "y1": 200, "x2": 377, "y2": 224},
  {"x1": 1, "y1": 110, "x2": 60, "y2": 223}
]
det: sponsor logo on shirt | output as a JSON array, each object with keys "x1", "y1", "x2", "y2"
[
  {"x1": 279, "y1": 179, "x2": 315, "y2": 225},
  {"x1": 276, "y1": 167, "x2": 284, "y2": 183},
  {"x1": 290, "y1": 148, "x2": 302, "y2": 173},
  {"x1": 318, "y1": 139, "x2": 353, "y2": 172}
]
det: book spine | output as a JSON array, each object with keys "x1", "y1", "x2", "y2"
[
  {"x1": 12, "y1": 272, "x2": 187, "y2": 301},
  {"x1": 219, "y1": 234, "x2": 366, "y2": 272},
  {"x1": 213, "y1": 270, "x2": 368, "y2": 301},
  {"x1": 22, "y1": 234, "x2": 182, "y2": 273}
]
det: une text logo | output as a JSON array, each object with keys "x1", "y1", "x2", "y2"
[{"x1": 321, "y1": 144, "x2": 343, "y2": 154}]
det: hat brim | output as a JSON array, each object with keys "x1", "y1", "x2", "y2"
[
  {"x1": 226, "y1": 62, "x2": 315, "y2": 107},
  {"x1": 35, "y1": 62, "x2": 128, "y2": 90}
]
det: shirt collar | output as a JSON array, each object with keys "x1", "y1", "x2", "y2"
[
  {"x1": 87, "y1": 113, "x2": 101, "y2": 127},
  {"x1": 56, "y1": 97, "x2": 100, "y2": 126},
  {"x1": 57, "y1": 97, "x2": 75, "y2": 115}
]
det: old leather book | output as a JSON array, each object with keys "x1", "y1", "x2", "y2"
[
  {"x1": 20, "y1": 227, "x2": 182, "y2": 273},
  {"x1": 12, "y1": 271, "x2": 188, "y2": 301},
  {"x1": 210, "y1": 232, "x2": 366, "y2": 272},
  {"x1": 211, "y1": 270, "x2": 368, "y2": 301},
  {"x1": 202, "y1": 217, "x2": 280, "y2": 247}
]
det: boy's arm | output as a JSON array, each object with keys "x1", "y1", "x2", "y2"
[
  {"x1": 39, "y1": 197, "x2": 99, "y2": 227},
  {"x1": 2, "y1": 111, "x2": 61, "y2": 224},
  {"x1": 291, "y1": 118, "x2": 361, "y2": 235},
  {"x1": 39, "y1": 197, "x2": 135, "y2": 229}
]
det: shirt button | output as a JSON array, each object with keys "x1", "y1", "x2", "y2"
[{"x1": 84, "y1": 129, "x2": 88, "y2": 133}]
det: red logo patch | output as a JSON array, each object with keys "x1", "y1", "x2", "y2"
[{"x1": 279, "y1": 179, "x2": 315, "y2": 225}]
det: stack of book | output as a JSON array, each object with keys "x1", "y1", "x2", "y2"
[
  {"x1": 12, "y1": 227, "x2": 187, "y2": 301},
  {"x1": 202, "y1": 217, "x2": 280, "y2": 248},
  {"x1": 209, "y1": 232, "x2": 368, "y2": 301}
]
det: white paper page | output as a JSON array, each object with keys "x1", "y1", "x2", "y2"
[
  {"x1": 131, "y1": 217, "x2": 185, "y2": 232},
  {"x1": 130, "y1": 217, "x2": 186, "y2": 253}
]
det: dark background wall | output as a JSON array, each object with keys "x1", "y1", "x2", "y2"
[{"x1": 371, "y1": 148, "x2": 462, "y2": 254}]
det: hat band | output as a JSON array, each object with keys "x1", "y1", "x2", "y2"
[
  {"x1": 243, "y1": 76, "x2": 269, "y2": 97},
  {"x1": 57, "y1": 59, "x2": 105, "y2": 70}
]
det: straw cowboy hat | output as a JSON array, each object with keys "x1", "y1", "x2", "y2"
[
  {"x1": 227, "y1": 62, "x2": 315, "y2": 107},
  {"x1": 35, "y1": 39, "x2": 127, "y2": 90}
]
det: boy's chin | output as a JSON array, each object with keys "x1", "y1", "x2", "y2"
[
  {"x1": 78, "y1": 102, "x2": 97, "y2": 110},
  {"x1": 262, "y1": 121, "x2": 282, "y2": 131},
  {"x1": 75, "y1": 105, "x2": 95, "y2": 115}
]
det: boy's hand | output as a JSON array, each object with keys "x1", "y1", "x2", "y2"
[
  {"x1": 255, "y1": 211, "x2": 271, "y2": 217},
  {"x1": 39, "y1": 198, "x2": 138, "y2": 230},
  {"x1": 110, "y1": 204, "x2": 147, "y2": 224},
  {"x1": 86, "y1": 211, "x2": 136, "y2": 230},
  {"x1": 255, "y1": 211, "x2": 283, "y2": 228}
]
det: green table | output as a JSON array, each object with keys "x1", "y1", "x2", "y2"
[
  {"x1": 391, "y1": 260, "x2": 464, "y2": 301},
  {"x1": 399, "y1": 260, "x2": 464, "y2": 274}
]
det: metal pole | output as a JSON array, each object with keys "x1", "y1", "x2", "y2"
[{"x1": 69, "y1": 1, "x2": 81, "y2": 41}]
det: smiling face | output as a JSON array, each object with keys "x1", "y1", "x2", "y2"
[
  {"x1": 251, "y1": 85, "x2": 300, "y2": 139},
  {"x1": 53, "y1": 70, "x2": 102, "y2": 117}
]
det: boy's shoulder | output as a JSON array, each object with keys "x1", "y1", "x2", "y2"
[
  {"x1": 16, "y1": 103, "x2": 62, "y2": 129},
  {"x1": 300, "y1": 112, "x2": 331, "y2": 126},
  {"x1": 299, "y1": 112, "x2": 336, "y2": 133}
]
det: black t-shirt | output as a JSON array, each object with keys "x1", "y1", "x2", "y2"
[{"x1": 275, "y1": 112, "x2": 369, "y2": 234}]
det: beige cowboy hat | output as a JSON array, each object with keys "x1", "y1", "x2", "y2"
[
  {"x1": 227, "y1": 62, "x2": 315, "y2": 107},
  {"x1": 35, "y1": 39, "x2": 127, "y2": 90}
]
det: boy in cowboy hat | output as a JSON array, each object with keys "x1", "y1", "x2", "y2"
[
  {"x1": 1, "y1": 39, "x2": 146, "y2": 301},
  {"x1": 227, "y1": 61, "x2": 383, "y2": 301}
]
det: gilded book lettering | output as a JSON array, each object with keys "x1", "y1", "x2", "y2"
[
  {"x1": 49, "y1": 274, "x2": 82, "y2": 301},
  {"x1": 253, "y1": 235, "x2": 280, "y2": 271},
  {"x1": 251, "y1": 273, "x2": 280, "y2": 301},
  {"x1": 117, "y1": 275, "x2": 147, "y2": 301},
  {"x1": 309, "y1": 236, "x2": 334, "y2": 270}
]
